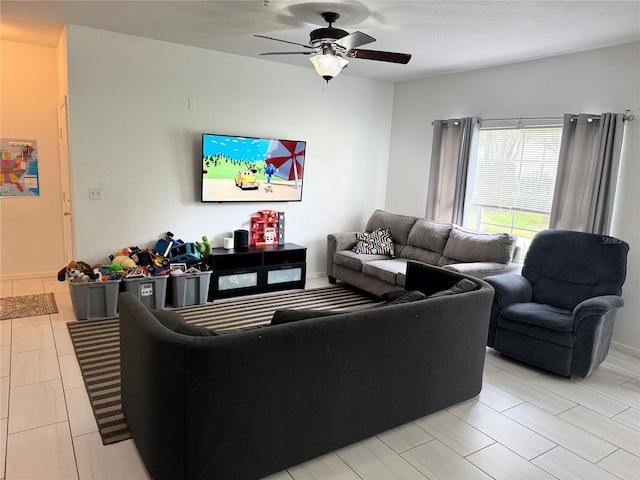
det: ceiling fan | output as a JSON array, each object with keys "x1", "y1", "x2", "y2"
[{"x1": 255, "y1": 11, "x2": 411, "y2": 82}]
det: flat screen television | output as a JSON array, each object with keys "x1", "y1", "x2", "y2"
[{"x1": 201, "y1": 133, "x2": 306, "y2": 202}]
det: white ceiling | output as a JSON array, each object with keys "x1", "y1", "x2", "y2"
[{"x1": 2, "y1": 1, "x2": 639, "y2": 82}]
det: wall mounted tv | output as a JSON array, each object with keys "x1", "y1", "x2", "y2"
[{"x1": 201, "y1": 133, "x2": 306, "y2": 202}]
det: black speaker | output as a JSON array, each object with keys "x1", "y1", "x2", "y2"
[{"x1": 233, "y1": 229, "x2": 249, "y2": 249}]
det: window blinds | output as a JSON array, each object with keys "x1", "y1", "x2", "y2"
[{"x1": 470, "y1": 127, "x2": 563, "y2": 214}]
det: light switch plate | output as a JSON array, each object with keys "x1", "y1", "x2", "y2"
[{"x1": 89, "y1": 187, "x2": 102, "y2": 200}]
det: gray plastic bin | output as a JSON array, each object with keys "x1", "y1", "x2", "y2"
[
  {"x1": 171, "y1": 271, "x2": 212, "y2": 307},
  {"x1": 69, "y1": 279, "x2": 121, "y2": 320},
  {"x1": 122, "y1": 276, "x2": 168, "y2": 309}
]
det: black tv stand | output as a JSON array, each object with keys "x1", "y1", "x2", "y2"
[{"x1": 207, "y1": 243, "x2": 306, "y2": 299}]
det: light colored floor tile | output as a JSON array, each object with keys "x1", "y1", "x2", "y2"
[
  {"x1": 12, "y1": 278, "x2": 44, "y2": 295},
  {"x1": 597, "y1": 448, "x2": 640, "y2": 480},
  {"x1": 614, "y1": 407, "x2": 640, "y2": 431},
  {"x1": 0, "y1": 320, "x2": 10, "y2": 347},
  {"x1": 54, "y1": 327, "x2": 76, "y2": 356},
  {"x1": 482, "y1": 360, "x2": 502, "y2": 377},
  {"x1": 0, "y1": 346, "x2": 10, "y2": 377},
  {"x1": 486, "y1": 370, "x2": 577, "y2": 414},
  {"x1": 5, "y1": 421, "x2": 78, "y2": 480},
  {"x1": 504, "y1": 402, "x2": 617, "y2": 463},
  {"x1": 414, "y1": 408, "x2": 494, "y2": 457},
  {"x1": 484, "y1": 349, "x2": 545, "y2": 379},
  {"x1": 467, "y1": 443, "x2": 555, "y2": 479},
  {"x1": 10, "y1": 347, "x2": 60, "y2": 387},
  {"x1": 532, "y1": 446, "x2": 618, "y2": 479},
  {"x1": 602, "y1": 352, "x2": 640, "y2": 377},
  {"x1": 478, "y1": 380, "x2": 524, "y2": 412},
  {"x1": 0, "y1": 280, "x2": 13, "y2": 298},
  {"x1": 54, "y1": 291, "x2": 74, "y2": 310},
  {"x1": 12, "y1": 314, "x2": 52, "y2": 328},
  {"x1": 580, "y1": 372, "x2": 640, "y2": 408},
  {"x1": 531, "y1": 371, "x2": 628, "y2": 417},
  {"x1": 44, "y1": 278, "x2": 72, "y2": 294},
  {"x1": 264, "y1": 471, "x2": 295, "y2": 480},
  {"x1": 377, "y1": 421, "x2": 434, "y2": 454},
  {"x1": 559, "y1": 405, "x2": 640, "y2": 457},
  {"x1": 11, "y1": 323, "x2": 55, "y2": 353},
  {"x1": 623, "y1": 377, "x2": 640, "y2": 393},
  {"x1": 336, "y1": 436, "x2": 426, "y2": 479},
  {"x1": 448, "y1": 399, "x2": 556, "y2": 460},
  {"x1": 73, "y1": 432, "x2": 150, "y2": 480},
  {"x1": 51, "y1": 308, "x2": 78, "y2": 330},
  {"x1": 65, "y1": 387, "x2": 98, "y2": 437},
  {"x1": 59, "y1": 353, "x2": 85, "y2": 390},
  {"x1": 0, "y1": 376, "x2": 8, "y2": 419},
  {"x1": 8, "y1": 378, "x2": 67, "y2": 434},
  {"x1": 402, "y1": 439, "x2": 492, "y2": 479},
  {"x1": 287, "y1": 452, "x2": 360, "y2": 480},
  {"x1": 592, "y1": 363, "x2": 636, "y2": 385}
]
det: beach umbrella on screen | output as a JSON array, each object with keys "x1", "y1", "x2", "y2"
[{"x1": 266, "y1": 141, "x2": 305, "y2": 188}]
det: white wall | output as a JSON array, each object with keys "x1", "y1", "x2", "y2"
[
  {"x1": 0, "y1": 40, "x2": 66, "y2": 278},
  {"x1": 387, "y1": 42, "x2": 640, "y2": 354},
  {"x1": 65, "y1": 26, "x2": 394, "y2": 276}
]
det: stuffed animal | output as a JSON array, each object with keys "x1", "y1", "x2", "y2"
[
  {"x1": 196, "y1": 235, "x2": 212, "y2": 259},
  {"x1": 57, "y1": 261, "x2": 99, "y2": 283}
]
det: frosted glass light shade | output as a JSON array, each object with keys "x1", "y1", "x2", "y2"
[{"x1": 309, "y1": 54, "x2": 348, "y2": 81}]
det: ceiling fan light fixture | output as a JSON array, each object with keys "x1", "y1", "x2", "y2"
[{"x1": 309, "y1": 54, "x2": 348, "y2": 81}]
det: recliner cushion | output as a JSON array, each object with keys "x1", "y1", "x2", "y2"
[{"x1": 500, "y1": 303, "x2": 573, "y2": 332}]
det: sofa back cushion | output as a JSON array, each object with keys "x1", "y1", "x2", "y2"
[
  {"x1": 407, "y1": 219, "x2": 451, "y2": 253},
  {"x1": 442, "y1": 226, "x2": 517, "y2": 264},
  {"x1": 365, "y1": 209, "x2": 417, "y2": 245}
]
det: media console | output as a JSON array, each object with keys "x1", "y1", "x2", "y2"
[{"x1": 207, "y1": 243, "x2": 306, "y2": 299}]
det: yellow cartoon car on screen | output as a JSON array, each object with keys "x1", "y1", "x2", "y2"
[{"x1": 235, "y1": 168, "x2": 259, "y2": 190}]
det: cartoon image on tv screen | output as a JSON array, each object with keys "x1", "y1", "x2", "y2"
[{"x1": 202, "y1": 134, "x2": 306, "y2": 202}]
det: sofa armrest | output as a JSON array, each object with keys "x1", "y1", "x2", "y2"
[
  {"x1": 327, "y1": 232, "x2": 358, "y2": 279},
  {"x1": 483, "y1": 274, "x2": 532, "y2": 309},
  {"x1": 443, "y1": 261, "x2": 522, "y2": 279},
  {"x1": 573, "y1": 295, "x2": 625, "y2": 330}
]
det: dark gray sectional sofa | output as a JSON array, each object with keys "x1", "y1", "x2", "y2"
[
  {"x1": 119, "y1": 262, "x2": 494, "y2": 480},
  {"x1": 328, "y1": 209, "x2": 522, "y2": 296}
]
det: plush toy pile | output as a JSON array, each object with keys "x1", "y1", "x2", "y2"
[{"x1": 58, "y1": 232, "x2": 212, "y2": 283}]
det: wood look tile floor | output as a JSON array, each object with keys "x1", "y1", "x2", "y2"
[{"x1": 0, "y1": 275, "x2": 638, "y2": 480}]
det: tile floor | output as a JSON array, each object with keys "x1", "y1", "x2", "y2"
[{"x1": 0, "y1": 275, "x2": 639, "y2": 479}]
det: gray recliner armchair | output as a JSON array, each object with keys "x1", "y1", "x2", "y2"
[{"x1": 484, "y1": 229, "x2": 629, "y2": 378}]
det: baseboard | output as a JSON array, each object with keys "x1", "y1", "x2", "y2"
[
  {"x1": 611, "y1": 340, "x2": 640, "y2": 358},
  {"x1": 1, "y1": 270, "x2": 59, "y2": 281},
  {"x1": 305, "y1": 271, "x2": 326, "y2": 279}
]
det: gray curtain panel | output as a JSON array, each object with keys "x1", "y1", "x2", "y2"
[
  {"x1": 426, "y1": 117, "x2": 479, "y2": 224},
  {"x1": 550, "y1": 113, "x2": 625, "y2": 235}
]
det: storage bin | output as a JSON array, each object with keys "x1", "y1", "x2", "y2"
[
  {"x1": 69, "y1": 279, "x2": 121, "y2": 320},
  {"x1": 122, "y1": 276, "x2": 168, "y2": 309},
  {"x1": 170, "y1": 271, "x2": 212, "y2": 307}
]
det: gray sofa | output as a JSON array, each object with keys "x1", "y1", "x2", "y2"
[
  {"x1": 120, "y1": 262, "x2": 494, "y2": 480},
  {"x1": 328, "y1": 209, "x2": 521, "y2": 297}
]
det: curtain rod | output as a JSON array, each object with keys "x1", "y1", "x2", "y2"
[{"x1": 432, "y1": 111, "x2": 636, "y2": 126}]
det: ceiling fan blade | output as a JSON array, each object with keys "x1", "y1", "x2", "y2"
[
  {"x1": 347, "y1": 49, "x2": 412, "y2": 64},
  {"x1": 334, "y1": 31, "x2": 375, "y2": 50},
  {"x1": 260, "y1": 51, "x2": 313, "y2": 56},
  {"x1": 254, "y1": 34, "x2": 313, "y2": 50}
]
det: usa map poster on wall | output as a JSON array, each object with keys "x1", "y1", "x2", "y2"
[{"x1": 0, "y1": 139, "x2": 39, "y2": 196}]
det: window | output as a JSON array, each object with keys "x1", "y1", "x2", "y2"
[{"x1": 464, "y1": 124, "x2": 563, "y2": 256}]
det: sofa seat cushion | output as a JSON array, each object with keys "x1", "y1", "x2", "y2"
[
  {"x1": 401, "y1": 245, "x2": 443, "y2": 266},
  {"x1": 362, "y1": 258, "x2": 410, "y2": 285},
  {"x1": 443, "y1": 226, "x2": 517, "y2": 264},
  {"x1": 334, "y1": 250, "x2": 389, "y2": 272},
  {"x1": 500, "y1": 303, "x2": 573, "y2": 332},
  {"x1": 381, "y1": 290, "x2": 426, "y2": 305}
]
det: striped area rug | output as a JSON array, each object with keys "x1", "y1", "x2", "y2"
[{"x1": 67, "y1": 285, "x2": 381, "y2": 445}]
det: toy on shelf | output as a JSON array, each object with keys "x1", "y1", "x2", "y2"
[{"x1": 250, "y1": 210, "x2": 280, "y2": 246}]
